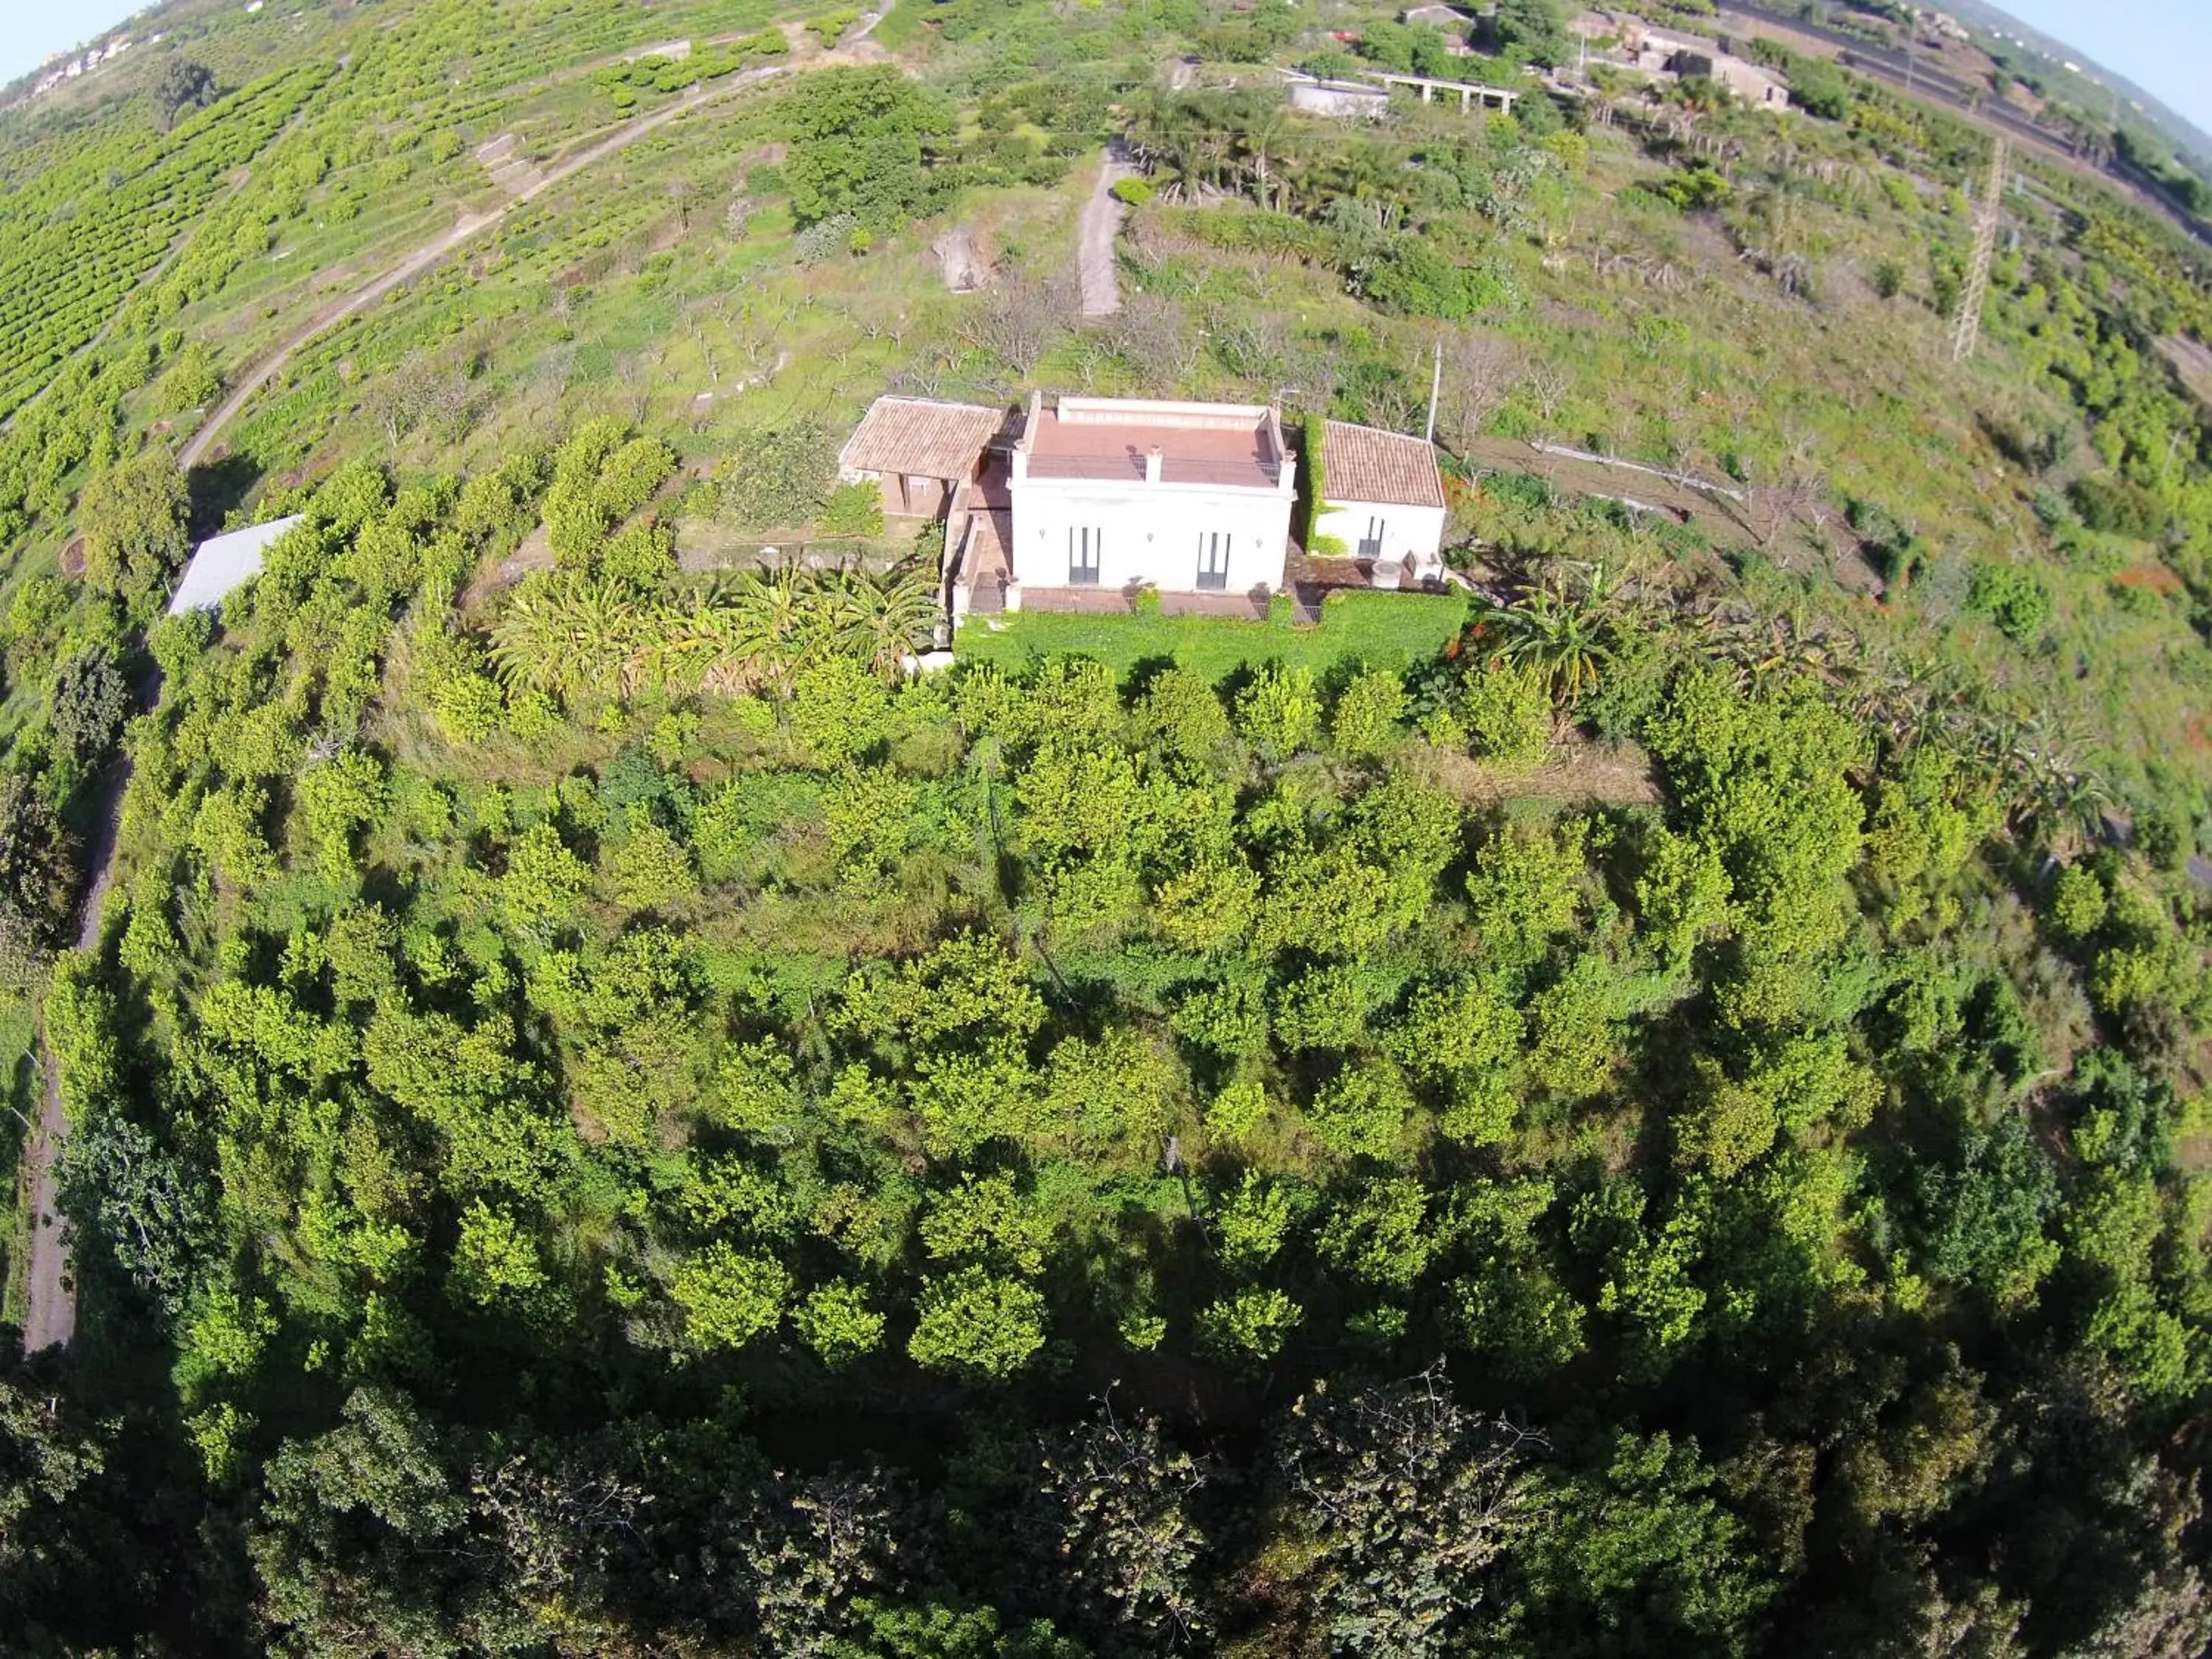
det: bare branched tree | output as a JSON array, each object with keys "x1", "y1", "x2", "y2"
[
  {"x1": 1525, "y1": 365, "x2": 1568, "y2": 425},
  {"x1": 962, "y1": 274, "x2": 1074, "y2": 377},
  {"x1": 1435, "y1": 334, "x2": 1528, "y2": 453},
  {"x1": 1103, "y1": 293, "x2": 1202, "y2": 388}
]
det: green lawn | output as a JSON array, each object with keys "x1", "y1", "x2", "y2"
[{"x1": 953, "y1": 589, "x2": 1469, "y2": 684}]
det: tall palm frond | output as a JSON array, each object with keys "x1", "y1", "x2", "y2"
[{"x1": 490, "y1": 571, "x2": 651, "y2": 700}]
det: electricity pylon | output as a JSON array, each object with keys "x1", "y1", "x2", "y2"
[{"x1": 1952, "y1": 136, "x2": 2007, "y2": 365}]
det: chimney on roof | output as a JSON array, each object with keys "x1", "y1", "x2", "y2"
[{"x1": 1144, "y1": 446, "x2": 1163, "y2": 484}]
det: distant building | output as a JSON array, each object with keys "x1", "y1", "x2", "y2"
[
  {"x1": 168, "y1": 517, "x2": 306, "y2": 615},
  {"x1": 1368, "y1": 72, "x2": 1522, "y2": 113},
  {"x1": 1568, "y1": 10, "x2": 1790, "y2": 110},
  {"x1": 1286, "y1": 74, "x2": 1393, "y2": 119},
  {"x1": 1313, "y1": 420, "x2": 1448, "y2": 582}
]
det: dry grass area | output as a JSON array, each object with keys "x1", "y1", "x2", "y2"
[
  {"x1": 2157, "y1": 335, "x2": 2212, "y2": 412},
  {"x1": 1417, "y1": 735, "x2": 1663, "y2": 810}
]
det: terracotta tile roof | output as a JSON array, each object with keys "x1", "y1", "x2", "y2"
[
  {"x1": 1322, "y1": 420, "x2": 1445, "y2": 509},
  {"x1": 840, "y1": 397, "x2": 1005, "y2": 481}
]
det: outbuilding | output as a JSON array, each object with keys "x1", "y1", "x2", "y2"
[
  {"x1": 167, "y1": 515, "x2": 306, "y2": 615},
  {"x1": 1312, "y1": 421, "x2": 1448, "y2": 584},
  {"x1": 837, "y1": 396, "x2": 1006, "y2": 518}
]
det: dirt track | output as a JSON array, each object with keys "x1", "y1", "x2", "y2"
[
  {"x1": 1079, "y1": 145, "x2": 1136, "y2": 319},
  {"x1": 181, "y1": 62, "x2": 791, "y2": 469},
  {"x1": 17, "y1": 669, "x2": 147, "y2": 1353}
]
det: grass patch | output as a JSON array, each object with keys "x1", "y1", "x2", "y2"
[{"x1": 954, "y1": 589, "x2": 1467, "y2": 684}]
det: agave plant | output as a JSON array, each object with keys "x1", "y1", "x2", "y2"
[{"x1": 1467, "y1": 563, "x2": 1618, "y2": 707}]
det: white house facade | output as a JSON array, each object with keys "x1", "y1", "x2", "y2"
[
  {"x1": 1003, "y1": 394, "x2": 1296, "y2": 604},
  {"x1": 1312, "y1": 420, "x2": 1449, "y2": 583}
]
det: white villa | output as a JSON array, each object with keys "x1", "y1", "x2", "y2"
[
  {"x1": 835, "y1": 392, "x2": 1453, "y2": 622},
  {"x1": 1001, "y1": 394, "x2": 1297, "y2": 606}
]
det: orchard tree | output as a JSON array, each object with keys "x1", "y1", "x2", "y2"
[
  {"x1": 0, "y1": 773, "x2": 77, "y2": 976},
  {"x1": 154, "y1": 58, "x2": 217, "y2": 128},
  {"x1": 78, "y1": 450, "x2": 189, "y2": 604}
]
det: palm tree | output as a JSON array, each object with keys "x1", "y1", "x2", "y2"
[
  {"x1": 1240, "y1": 105, "x2": 1291, "y2": 211},
  {"x1": 727, "y1": 565, "x2": 818, "y2": 692},
  {"x1": 830, "y1": 568, "x2": 942, "y2": 681},
  {"x1": 661, "y1": 592, "x2": 773, "y2": 695}
]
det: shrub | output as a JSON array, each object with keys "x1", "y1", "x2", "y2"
[
  {"x1": 796, "y1": 1281, "x2": 885, "y2": 1366},
  {"x1": 908, "y1": 1268, "x2": 1047, "y2": 1379},
  {"x1": 720, "y1": 421, "x2": 838, "y2": 530},
  {"x1": 1237, "y1": 664, "x2": 1322, "y2": 760},
  {"x1": 1966, "y1": 561, "x2": 2053, "y2": 644},
  {"x1": 2070, "y1": 475, "x2": 2165, "y2": 540},
  {"x1": 817, "y1": 480, "x2": 886, "y2": 538},
  {"x1": 1331, "y1": 668, "x2": 1408, "y2": 761},
  {"x1": 1458, "y1": 664, "x2": 1551, "y2": 771},
  {"x1": 670, "y1": 1243, "x2": 791, "y2": 1351},
  {"x1": 49, "y1": 648, "x2": 131, "y2": 768},
  {"x1": 80, "y1": 450, "x2": 189, "y2": 602},
  {"x1": 1110, "y1": 175, "x2": 1155, "y2": 207}
]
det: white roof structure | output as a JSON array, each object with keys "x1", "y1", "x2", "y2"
[{"x1": 167, "y1": 515, "x2": 305, "y2": 615}]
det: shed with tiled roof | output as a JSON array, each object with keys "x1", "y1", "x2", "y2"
[
  {"x1": 838, "y1": 397, "x2": 1006, "y2": 515},
  {"x1": 1321, "y1": 420, "x2": 1446, "y2": 509},
  {"x1": 1314, "y1": 422, "x2": 1450, "y2": 580}
]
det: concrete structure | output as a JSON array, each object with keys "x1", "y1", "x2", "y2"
[
  {"x1": 995, "y1": 395, "x2": 1296, "y2": 611},
  {"x1": 167, "y1": 515, "x2": 305, "y2": 615},
  {"x1": 1568, "y1": 10, "x2": 1789, "y2": 109},
  {"x1": 1371, "y1": 71, "x2": 1520, "y2": 113},
  {"x1": 838, "y1": 396, "x2": 1005, "y2": 518},
  {"x1": 1287, "y1": 74, "x2": 1393, "y2": 119},
  {"x1": 1313, "y1": 421, "x2": 1448, "y2": 584}
]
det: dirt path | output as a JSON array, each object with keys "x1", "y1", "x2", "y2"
[
  {"x1": 17, "y1": 665, "x2": 150, "y2": 1352},
  {"x1": 181, "y1": 62, "x2": 790, "y2": 470},
  {"x1": 1078, "y1": 144, "x2": 1135, "y2": 319}
]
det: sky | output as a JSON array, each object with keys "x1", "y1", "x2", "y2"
[
  {"x1": 0, "y1": 0, "x2": 2206, "y2": 145},
  {"x1": 0, "y1": 1, "x2": 146, "y2": 85},
  {"x1": 1971, "y1": 1, "x2": 2212, "y2": 138}
]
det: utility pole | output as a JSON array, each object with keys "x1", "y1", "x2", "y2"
[
  {"x1": 1952, "y1": 136, "x2": 2007, "y2": 365},
  {"x1": 1425, "y1": 338, "x2": 1442, "y2": 444}
]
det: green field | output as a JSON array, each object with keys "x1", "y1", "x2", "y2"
[{"x1": 955, "y1": 588, "x2": 1470, "y2": 681}]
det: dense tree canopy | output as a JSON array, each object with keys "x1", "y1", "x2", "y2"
[{"x1": 4, "y1": 0, "x2": 2212, "y2": 1651}]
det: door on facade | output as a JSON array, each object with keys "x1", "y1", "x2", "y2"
[
  {"x1": 1359, "y1": 515, "x2": 1386, "y2": 560},
  {"x1": 1195, "y1": 531, "x2": 1229, "y2": 591},
  {"x1": 1068, "y1": 526, "x2": 1101, "y2": 585}
]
